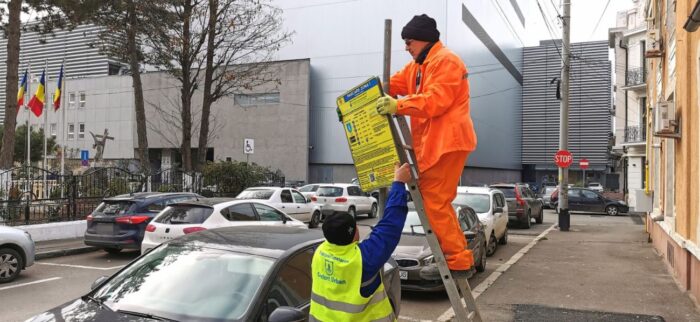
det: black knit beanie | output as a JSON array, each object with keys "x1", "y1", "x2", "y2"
[
  {"x1": 322, "y1": 213, "x2": 357, "y2": 246},
  {"x1": 401, "y1": 14, "x2": 440, "y2": 42}
]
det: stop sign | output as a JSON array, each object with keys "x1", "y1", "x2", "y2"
[
  {"x1": 580, "y1": 158, "x2": 589, "y2": 170},
  {"x1": 554, "y1": 150, "x2": 573, "y2": 168}
]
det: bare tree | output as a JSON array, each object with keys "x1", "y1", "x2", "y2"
[{"x1": 196, "y1": 0, "x2": 290, "y2": 170}]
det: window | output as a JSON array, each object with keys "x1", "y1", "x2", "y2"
[
  {"x1": 78, "y1": 123, "x2": 85, "y2": 139},
  {"x1": 68, "y1": 92, "x2": 76, "y2": 109},
  {"x1": 292, "y1": 191, "x2": 306, "y2": 203},
  {"x1": 154, "y1": 206, "x2": 214, "y2": 224},
  {"x1": 79, "y1": 92, "x2": 86, "y2": 108},
  {"x1": 225, "y1": 203, "x2": 257, "y2": 221},
  {"x1": 234, "y1": 92, "x2": 280, "y2": 106},
  {"x1": 253, "y1": 203, "x2": 284, "y2": 221},
  {"x1": 581, "y1": 190, "x2": 599, "y2": 200},
  {"x1": 68, "y1": 123, "x2": 75, "y2": 140},
  {"x1": 567, "y1": 189, "x2": 581, "y2": 198},
  {"x1": 347, "y1": 186, "x2": 361, "y2": 196},
  {"x1": 496, "y1": 194, "x2": 506, "y2": 207},
  {"x1": 263, "y1": 248, "x2": 313, "y2": 316},
  {"x1": 49, "y1": 123, "x2": 57, "y2": 138},
  {"x1": 317, "y1": 186, "x2": 343, "y2": 197},
  {"x1": 280, "y1": 190, "x2": 293, "y2": 203}
]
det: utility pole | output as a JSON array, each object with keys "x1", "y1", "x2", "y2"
[
  {"x1": 378, "y1": 19, "x2": 391, "y2": 219},
  {"x1": 558, "y1": 1, "x2": 571, "y2": 231}
]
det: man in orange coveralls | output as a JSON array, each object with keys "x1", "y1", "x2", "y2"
[{"x1": 376, "y1": 14, "x2": 477, "y2": 274}]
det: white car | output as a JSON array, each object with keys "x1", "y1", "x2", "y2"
[
  {"x1": 236, "y1": 187, "x2": 323, "y2": 227},
  {"x1": 312, "y1": 184, "x2": 378, "y2": 219},
  {"x1": 455, "y1": 186, "x2": 509, "y2": 257},
  {"x1": 587, "y1": 182, "x2": 604, "y2": 192},
  {"x1": 0, "y1": 226, "x2": 35, "y2": 283},
  {"x1": 141, "y1": 198, "x2": 306, "y2": 253},
  {"x1": 297, "y1": 183, "x2": 322, "y2": 200}
]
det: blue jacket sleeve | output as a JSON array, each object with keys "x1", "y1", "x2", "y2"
[{"x1": 358, "y1": 181, "x2": 408, "y2": 297}]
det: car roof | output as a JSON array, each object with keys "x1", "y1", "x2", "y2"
[
  {"x1": 457, "y1": 186, "x2": 499, "y2": 194},
  {"x1": 104, "y1": 192, "x2": 197, "y2": 202},
  {"x1": 245, "y1": 187, "x2": 286, "y2": 191},
  {"x1": 318, "y1": 183, "x2": 353, "y2": 188},
  {"x1": 171, "y1": 226, "x2": 323, "y2": 258},
  {"x1": 490, "y1": 183, "x2": 517, "y2": 188},
  {"x1": 173, "y1": 197, "x2": 237, "y2": 207}
]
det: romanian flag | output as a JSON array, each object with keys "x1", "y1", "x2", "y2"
[
  {"x1": 53, "y1": 65, "x2": 63, "y2": 111},
  {"x1": 27, "y1": 70, "x2": 45, "y2": 117},
  {"x1": 17, "y1": 70, "x2": 28, "y2": 109}
]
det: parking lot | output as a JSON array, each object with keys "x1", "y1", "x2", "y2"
[{"x1": 2, "y1": 210, "x2": 557, "y2": 322}]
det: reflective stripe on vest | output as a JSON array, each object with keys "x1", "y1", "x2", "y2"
[
  {"x1": 309, "y1": 312, "x2": 396, "y2": 322},
  {"x1": 309, "y1": 241, "x2": 395, "y2": 322}
]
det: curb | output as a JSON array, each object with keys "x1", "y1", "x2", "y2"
[{"x1": 35, "y1": 246, "x2": 99, "y2": 260}]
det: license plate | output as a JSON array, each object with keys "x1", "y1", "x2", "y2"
[
  {"x1": 399, "y1": 270, "x2": 408, "y2": 280},
  {"x1": 96, "y1": 223, "x2": 113, "y2": 235}
]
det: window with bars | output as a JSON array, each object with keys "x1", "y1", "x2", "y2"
[
  {"x1": 78, "y1": 123, "x2": 85, "y2": 139},
  {"x1": 68, "y1": 123, "x2": 75, "y2": 140},
  {"x1": 79, "y1": 92, "x2": 86, "y2": 108}
]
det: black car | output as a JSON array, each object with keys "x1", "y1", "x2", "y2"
[
  {"x1": 392, "y1": 204, "x2": 487, "y2": 292},
  {"x1": 490, "y1": 183, "x2": 544, "y2": 228},
  {"x1": 84, "y1": 192, "x2": 201, "y2": 253},
  {"x1": 551, "y1": 187, "x2": 629, "y2": 216},
  {"x1": 28, "y1": 226, "x2": 401, "y2": 322}
]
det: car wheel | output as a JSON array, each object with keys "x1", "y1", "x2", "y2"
[
  {"x1": 369, "y1": 203, "x2": 378, "y2": 218},
  {"x1": 499, "y1": 228, "x2": 508, "y2": 245},
  {"x1": 522, "y1": 211, "x2": 532, "y2": 229},
  {"x1": 536, "y1": 208, "x2": 544, "y2": 224},
  {"x1": 348, "y1": 207, "x2": 356, "y2": 220},
  {"x1": 606, "y1": 205, "x2": 619, "y2": 216},
  {"x1": 486, "y1": 234, "x2": 498, "y2": 257},
  {"x1": 475, "y1": 242, "x2": 487, "y2": 273},
  {"x1": 309, "y1": 211, "x2": 321, "y2": 228},
  {"x1": 104, "y1": 248, "x2": 122, "y2": 254},
  {"x1": 0, "y1": 247, "x2": 23, "y2": 283}
]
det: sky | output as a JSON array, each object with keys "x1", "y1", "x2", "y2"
[{"x1": 530, "y1": 0, "x2": 637, "y2": 44}]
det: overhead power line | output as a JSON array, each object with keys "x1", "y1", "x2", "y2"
[{"x1": 589, "y1": 0, "x2": 612, "y2": 40}]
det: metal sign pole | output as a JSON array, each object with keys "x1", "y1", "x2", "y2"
[{"x1": 377, "y1": 19, "x2": 392, "y2": 219}]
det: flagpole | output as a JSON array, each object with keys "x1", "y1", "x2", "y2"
[
  {"x1": 60, "y1": 60, "x2": 66, "y2": 198},
  {"x1": 43, "y1": 60, "x2": 48, "y2": 199},
  {"x1": 26, "y1": 62, "x2": 31, "y2": 194}
]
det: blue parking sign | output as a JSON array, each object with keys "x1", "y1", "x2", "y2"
[{"x1": 81, "y1": 150, "x2": 89, "y2": 166}]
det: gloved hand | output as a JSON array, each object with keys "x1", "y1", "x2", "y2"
[
  {"x1": 376, "y1": 95, "x2": 398, "y2": 115},
  {"x1": 336, "y1": 107, "x2": 343, "y2": 122}
]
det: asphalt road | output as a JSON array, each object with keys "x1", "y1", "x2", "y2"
[{"x1": 2, "y1": 210, "x2": 558, "y2": 322}]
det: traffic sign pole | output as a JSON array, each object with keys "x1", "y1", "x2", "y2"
[{"x1": 558, "y1": 1, "x2": 571, "y2": 232}]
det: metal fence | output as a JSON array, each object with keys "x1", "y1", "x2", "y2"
[
  {"x1": 624, "y1": 125, "x2": 646, "y2": 143},
  {"x1": 625, "y1": 67, "x2": 646, "y2": 87},
  {"x1": 0, "y1": 166, "x2": 285, "y2": 226}
]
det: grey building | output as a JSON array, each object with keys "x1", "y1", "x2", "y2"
[
  {"x1": 0, "y1": 24, "x2": 126, "y2": 121},
  {"x1": 273, "y1": 0, "x2": 533, "y2": 185},
  {"x1": 17, "y1": 59, "x2": 311, "y2": 182},
  {"x1": 521, "y1": 40, "x2": 612, "y2": 187}
]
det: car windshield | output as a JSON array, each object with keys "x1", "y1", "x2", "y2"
[
  {"x1": 493, "y1": 187, "x2": 515, "y2": 198},
  {"x1": 94, "y1": 201, "x2": 135, "y2": 215},
  {"x1": 316, "y1": 187, "x2": 343, "y2": 197},
  {"x1": 236, "y1": 189, "x2": 274, "y2": 200},
  {"x1": 453, "y1": 193, "x2": 490, "y2": 213},
  {"x1": 155, "y1": 205, "x2": 214, "y2": 224},
  {"x1": 91, "y1": 243, "x2": 274, "y2": 321},
  {"x1": 543, "y1": 187, "x2": 556, "y2": 195},
  {"x1": 298, "y1": 185, "x2": 318, "y2": 192}
]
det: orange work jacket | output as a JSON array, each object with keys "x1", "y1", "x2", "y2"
[{"x1": 389, "y1": 41, "x2": 477, "y2": 171}]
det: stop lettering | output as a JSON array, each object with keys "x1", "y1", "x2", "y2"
[{"x1": 554, "y1": 150, "x2": 573, "y2": 168}]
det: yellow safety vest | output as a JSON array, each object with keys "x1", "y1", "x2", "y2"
[{"x1": 309, "y1": 241, "x2": 396, "y2": 322}]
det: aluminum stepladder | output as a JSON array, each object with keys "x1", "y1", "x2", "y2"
[{"x1": 387, "y1": 114, "x2": 482, "y2": 322}]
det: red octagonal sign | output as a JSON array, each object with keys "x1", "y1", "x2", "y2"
[{"x1": 554, "y1": 150, "x2": 573, "y2": 168}]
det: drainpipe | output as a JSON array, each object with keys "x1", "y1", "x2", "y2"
[
  {"x1": 683, "y1": 0, "x2": 700, "y2": 32},
  {"x1": 619, "y1": 39, "x2": 629, "y2": 197}
]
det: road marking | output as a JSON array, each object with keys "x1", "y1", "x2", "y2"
[
  {"x1": 0, "y1": 277, "x2": 62, "y2": 291},
  {"x1": 437, "y1": 223, "x2": 557, "y2": 322},
  {"x1": 36, "y1": 262, "x2": 124, "y2": 270}
]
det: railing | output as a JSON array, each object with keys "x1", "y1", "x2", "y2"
[
  {"x1": 624, "y1": 125, "x2": 646, "y2": 143},
  {"x1": 0, "y1": 165, "x2": 285, "y2": 226},
  {"x1": 625, "y1": 67, "x2": 646, "y2": 86}
]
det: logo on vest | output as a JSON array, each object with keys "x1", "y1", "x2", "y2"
[{"x1": 324, "y1": 259, "x2": 334, "y2": 275}]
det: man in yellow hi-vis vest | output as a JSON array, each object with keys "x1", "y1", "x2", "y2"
[{"x1": 309, "y1": 163, "x2": 411, "y2": 322}]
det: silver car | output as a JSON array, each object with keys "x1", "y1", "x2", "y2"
[{"x1": 0, "y1": 226, "x2": 35, "y2": 283}]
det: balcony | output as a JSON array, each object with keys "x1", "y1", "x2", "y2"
[
  {"x1": 624, "y1": 125, "x2": 646, "y2": 144},
  {"x1": 625, "y1": 67, "x2": 646, "y2": 87}
]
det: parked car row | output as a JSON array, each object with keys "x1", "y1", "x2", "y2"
[{"x1": 550, "y1": 187, "x2": 629, "y2": 216}]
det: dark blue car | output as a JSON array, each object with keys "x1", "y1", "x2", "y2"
[{"x1": 84, "y1": 192, "x2": 201, "y2": 253}]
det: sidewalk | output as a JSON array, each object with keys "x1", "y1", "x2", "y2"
[
  {"x1": 475, "y1": 214, "x2": 700, "y2": 322},
  {"x1": 34, "y1": 237, "x2": 97, "y2": 260}
]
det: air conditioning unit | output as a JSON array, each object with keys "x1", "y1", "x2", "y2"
[
  {"x1": 645, "y1": 29, "x2": 664, "y2": 58},
  {"x1": 654, "y1": 100, "x2": 674, "y2": 134}
]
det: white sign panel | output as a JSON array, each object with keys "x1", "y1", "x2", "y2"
[{"x1": 244, "y1": 138, "x2": 254, "y2": 154}]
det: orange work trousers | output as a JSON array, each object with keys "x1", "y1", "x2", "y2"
[{"x1": 418, "y1": 151, "x2": 472, "y2": 270}]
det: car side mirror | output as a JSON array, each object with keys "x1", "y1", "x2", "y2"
[
  {"x1": 91, "y1": 275, "x2": 108, "y2": 290},
  {"x1": 494, "y1": 207, "x2": 503, "y2": 214},
  {"x1": 268, "y1": 306, "x2": 306, "y2": 322},
  {"x1": 464, "y1": 231, "x2": 476, "y2": 240}
]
